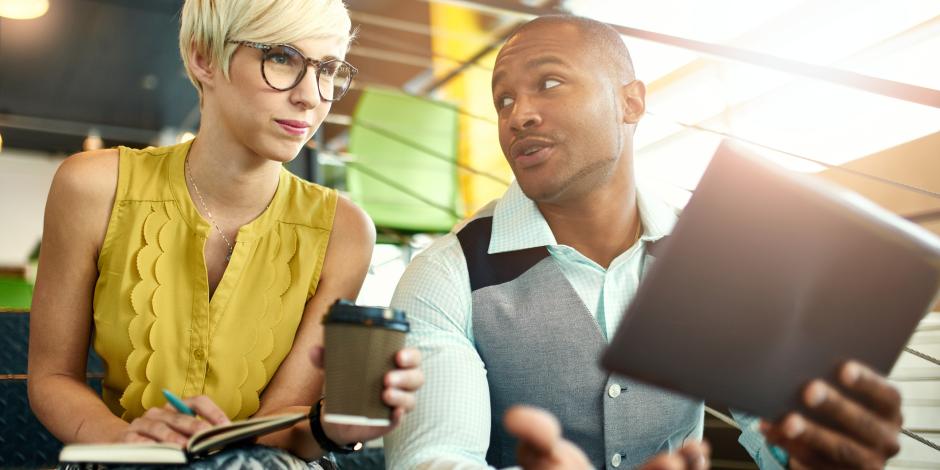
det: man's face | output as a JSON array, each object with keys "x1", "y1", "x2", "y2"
[{"x1": 492, "y1": 23, "x2": 627, "y2": 203}]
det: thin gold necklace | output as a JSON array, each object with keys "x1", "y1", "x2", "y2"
[{"x1": 185, "y1": 159, "x2": 234, "y2": 262}]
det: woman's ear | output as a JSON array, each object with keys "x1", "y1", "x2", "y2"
[
  {"x1": 188, "y1": 42, "x2": 216, "y2": 91},
  {"x1": 620, "y1": 80, "x2": 646, "y2": 125}
]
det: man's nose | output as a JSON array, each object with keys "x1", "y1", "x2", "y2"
[{"x1": 509, "y1": 95, "x2": 541, "y2": 132}]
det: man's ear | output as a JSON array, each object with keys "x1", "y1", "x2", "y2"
[
  {"x1": 620, "y1": 80, "x2": 646, "y2": 125},
  {"x1": 188, "y1": 43, "x2": 216, "y2": 91}
]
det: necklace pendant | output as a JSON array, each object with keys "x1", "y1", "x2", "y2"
[{"x1": 225, "y1": 250, "x2": 232, "y2": 262}]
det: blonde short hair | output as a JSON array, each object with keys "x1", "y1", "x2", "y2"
[{"x1": 179, "y1": 0, "x2": 353, "y2": 98}]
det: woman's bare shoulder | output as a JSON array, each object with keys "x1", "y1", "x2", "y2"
[
  {"x1": 46, "y1": 149, "x2": 120, "y2": 247},
  {"x1": 331, "y1": 195, "x2": 376, "y2": 249},
  {"x1": 53, "y1": 148, "x2": 119, "y2": 197}
]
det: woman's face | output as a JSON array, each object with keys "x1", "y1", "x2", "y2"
[{"x1": 209, "y1": 35, "x2": 349, "y2": 164}]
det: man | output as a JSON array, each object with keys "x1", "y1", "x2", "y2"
[{"x1": 386, "y1": 15, "x2": 903, "y2": 470}]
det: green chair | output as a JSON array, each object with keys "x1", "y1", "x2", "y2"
[
  {"x1": 346, "y1": 88, "x2": 461, "y2": 235},
  {"x1": 0, "y1": 277, "x2": 32, "y2": 310}
]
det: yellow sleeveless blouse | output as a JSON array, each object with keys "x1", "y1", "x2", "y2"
[{"x1": 91, "y1": 141, "x2": 337, "y2": 421}]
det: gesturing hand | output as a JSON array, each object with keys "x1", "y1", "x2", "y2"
[
  {"x1": 505, "y1": 405, "x2": 594, "y2": 470},
  {"x1": 505, "y1": 405, "x2": 710, "y2": 470},
  {"x1": 761, "y1": 360, "x2": 903, "y2": 469},
  {"x1": 638, "y1": 441, "x2": 710, "y2": 470}
]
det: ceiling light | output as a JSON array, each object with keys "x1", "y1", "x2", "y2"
[
  {"x1": 0, "y1": 0, "x2": 49, "y2": 20},
  {"x1": 83, "y1": 129, "x2": 103, "y2": 152}
]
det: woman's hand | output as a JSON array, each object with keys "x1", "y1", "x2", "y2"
[
  {"x1": 309, "y1": 346, "x2": 424, "y2": 445},
  {"x1": 118, "y1": 395, "x2": 231, "y2": 446}
]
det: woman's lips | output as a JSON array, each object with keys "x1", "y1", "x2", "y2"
[{"x1": 275, "y1": 119, "x2": 309, "y2": 136}]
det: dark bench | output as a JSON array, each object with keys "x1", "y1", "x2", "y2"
[
  {"x1": 0, "y1": 310, "x2": 384, "y2": 469},
  {"x1": 0, "y1": 311, "x2": 104, "y2": 468}
]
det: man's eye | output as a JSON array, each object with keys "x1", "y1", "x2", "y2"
[
  {"x1": 498, "y1": 96, "x2": 514, "y2": 109},
  {"x1": 543, "y1": 79, "x2": 561, "y2": 90}
]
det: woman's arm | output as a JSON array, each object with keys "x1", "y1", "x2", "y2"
[
  {"x1": 252, "y1": 195, "x2": 373, "y2": 458},
  {"x1": 252, "y1": 195, "x2": 374, "y2": 459},
  {"x1": 27, "y1": 150, "x2": 129, "y2": 443},
  {"x1": 27, "y1": 150, "x2": 228, "y2": 445},
  {"x1": 253, "y1": 195, "x2": 422, "y2": 460}
]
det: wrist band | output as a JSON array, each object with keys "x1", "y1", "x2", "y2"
[{"x1": 309, "y1": 397, "x2": 363, "y2": 454}]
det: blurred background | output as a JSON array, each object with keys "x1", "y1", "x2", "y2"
[{"x1": 0, "y1": 0, "x2": 938, "y2": 468}]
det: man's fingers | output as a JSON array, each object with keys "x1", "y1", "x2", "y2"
[
  {"x1": 803, "y1": 380, "x2": 900, "y2": 455},
  {"x1": 396, "y1": 347, "x2": 422, "y2": 368},
  {"x1": 765, "y1": 413, "x2": 880, "y2": 469},
  {"x1": 386, "y1": 368, "x2": 425, "y2": 392},
  {"x1": 383, "y1": 388, "x2": 417, "y2": 412},
  {"x1": 515, "y1": 441, "x2": 541, "y2": 470},
  {"x1": 677, "y1": 441, "x2": 710, "y2": 470},
  {"x1": 641, "y1": 453, "x2": 686, "y2": 470},
  {"x1": 390, "y1": 407, "x2": 405, "y2": 427},
  {"x1": 185, "y1": 395, "x2": 231, "y2": 425},
  {"x1": 309, "y1": 346, "x2": 325, "y2": 369},
  {"x1": 839, "y1": 361, "x2": 903, "y2": 425},
  {"x1": 504, "y1": 405, "x2": 562, "y2": 455}
]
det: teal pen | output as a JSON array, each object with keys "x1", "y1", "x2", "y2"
[{"x1": 162, "y1": 388, "x2": 196, "y2": 416}]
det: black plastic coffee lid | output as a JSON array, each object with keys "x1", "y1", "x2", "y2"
[{"x1": 324, "y1": 299, "x2": 410, "y2": 332}]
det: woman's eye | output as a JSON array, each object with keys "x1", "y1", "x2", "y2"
[
  {"x1": 268, "y1": 53, "x2": 291, "y2": 65},
  {"x1": 543, "y1": 79, "x2": 561, "y2": 90},
  {"x1": 498, "y1": 96, "x2": 514, "y2": 109},
  {"x1": 320, "y1": 62, "x2": 339, "y2": 78}
]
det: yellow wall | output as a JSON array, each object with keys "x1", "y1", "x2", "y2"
[{"x1": 429, "y1": 4, "x2": 512, "y2": 216}]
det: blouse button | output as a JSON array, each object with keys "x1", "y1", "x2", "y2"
[{"x1": 194, "y1": 348, "x2": 205, "y2": 360}]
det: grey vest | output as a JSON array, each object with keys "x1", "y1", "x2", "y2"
[{"x1": 457, "y1": 215, "x2": 704, "y2": 469}]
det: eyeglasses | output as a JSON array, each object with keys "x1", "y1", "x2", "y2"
[{"x1": 228, "y1": 41, "x2": 357, "y2": 102}]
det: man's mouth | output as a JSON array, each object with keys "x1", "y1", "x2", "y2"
[
  {"x1": 511, "y1": 137, "x2": 555, "y2": 160},
  {"x1": 512, "y1": 140, "x2": 555, "y2": 169}
]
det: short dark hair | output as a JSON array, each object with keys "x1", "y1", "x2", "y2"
[{"x1": 505, "y1": 14, "x2": 636, "y2": 83}]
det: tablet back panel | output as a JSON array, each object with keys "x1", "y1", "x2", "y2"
[{"x1": 601, "y1": 141, "x2": 940, "y2": 420}]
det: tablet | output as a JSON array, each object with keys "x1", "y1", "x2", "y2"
[{"x1": 601, "y1": 140, "x2": 940, "y2": 421}]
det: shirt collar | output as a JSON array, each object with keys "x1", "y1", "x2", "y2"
[{"x1": 488, "y1": 180, "x2": 679, "y2": 254}]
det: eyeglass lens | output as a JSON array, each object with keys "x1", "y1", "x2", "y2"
[{"x1": 261, "y1": 45, "x2": 353, "y2": 100}]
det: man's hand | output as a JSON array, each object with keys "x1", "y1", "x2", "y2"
[
  {"x1": 640, "y1": 442, "x2": 710, "y2": 470},
  {"x1": 504, "y1": 405, "x2": 710, "y2": 470},
  {"x1": 310, "y1": 346, "x2": 424, "y2": 445},
  {"x1": 505, "y1": 406, "x2": 594, "y2": 470},
  {"x1": 761, "y1": 360, "x2": 903, "y2": 469}
]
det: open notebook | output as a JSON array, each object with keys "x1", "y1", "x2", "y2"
[{"x1": 59, "y1": 412, "x2": 306, "y2": 464}]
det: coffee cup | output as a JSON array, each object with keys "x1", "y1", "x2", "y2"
[{"x1": 322, "y1": 300, "x2": 409, "y2": 426}]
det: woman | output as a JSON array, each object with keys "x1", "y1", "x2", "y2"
[{"x1": 27, "y1": 0, "x2": 422, "y2": 465}]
